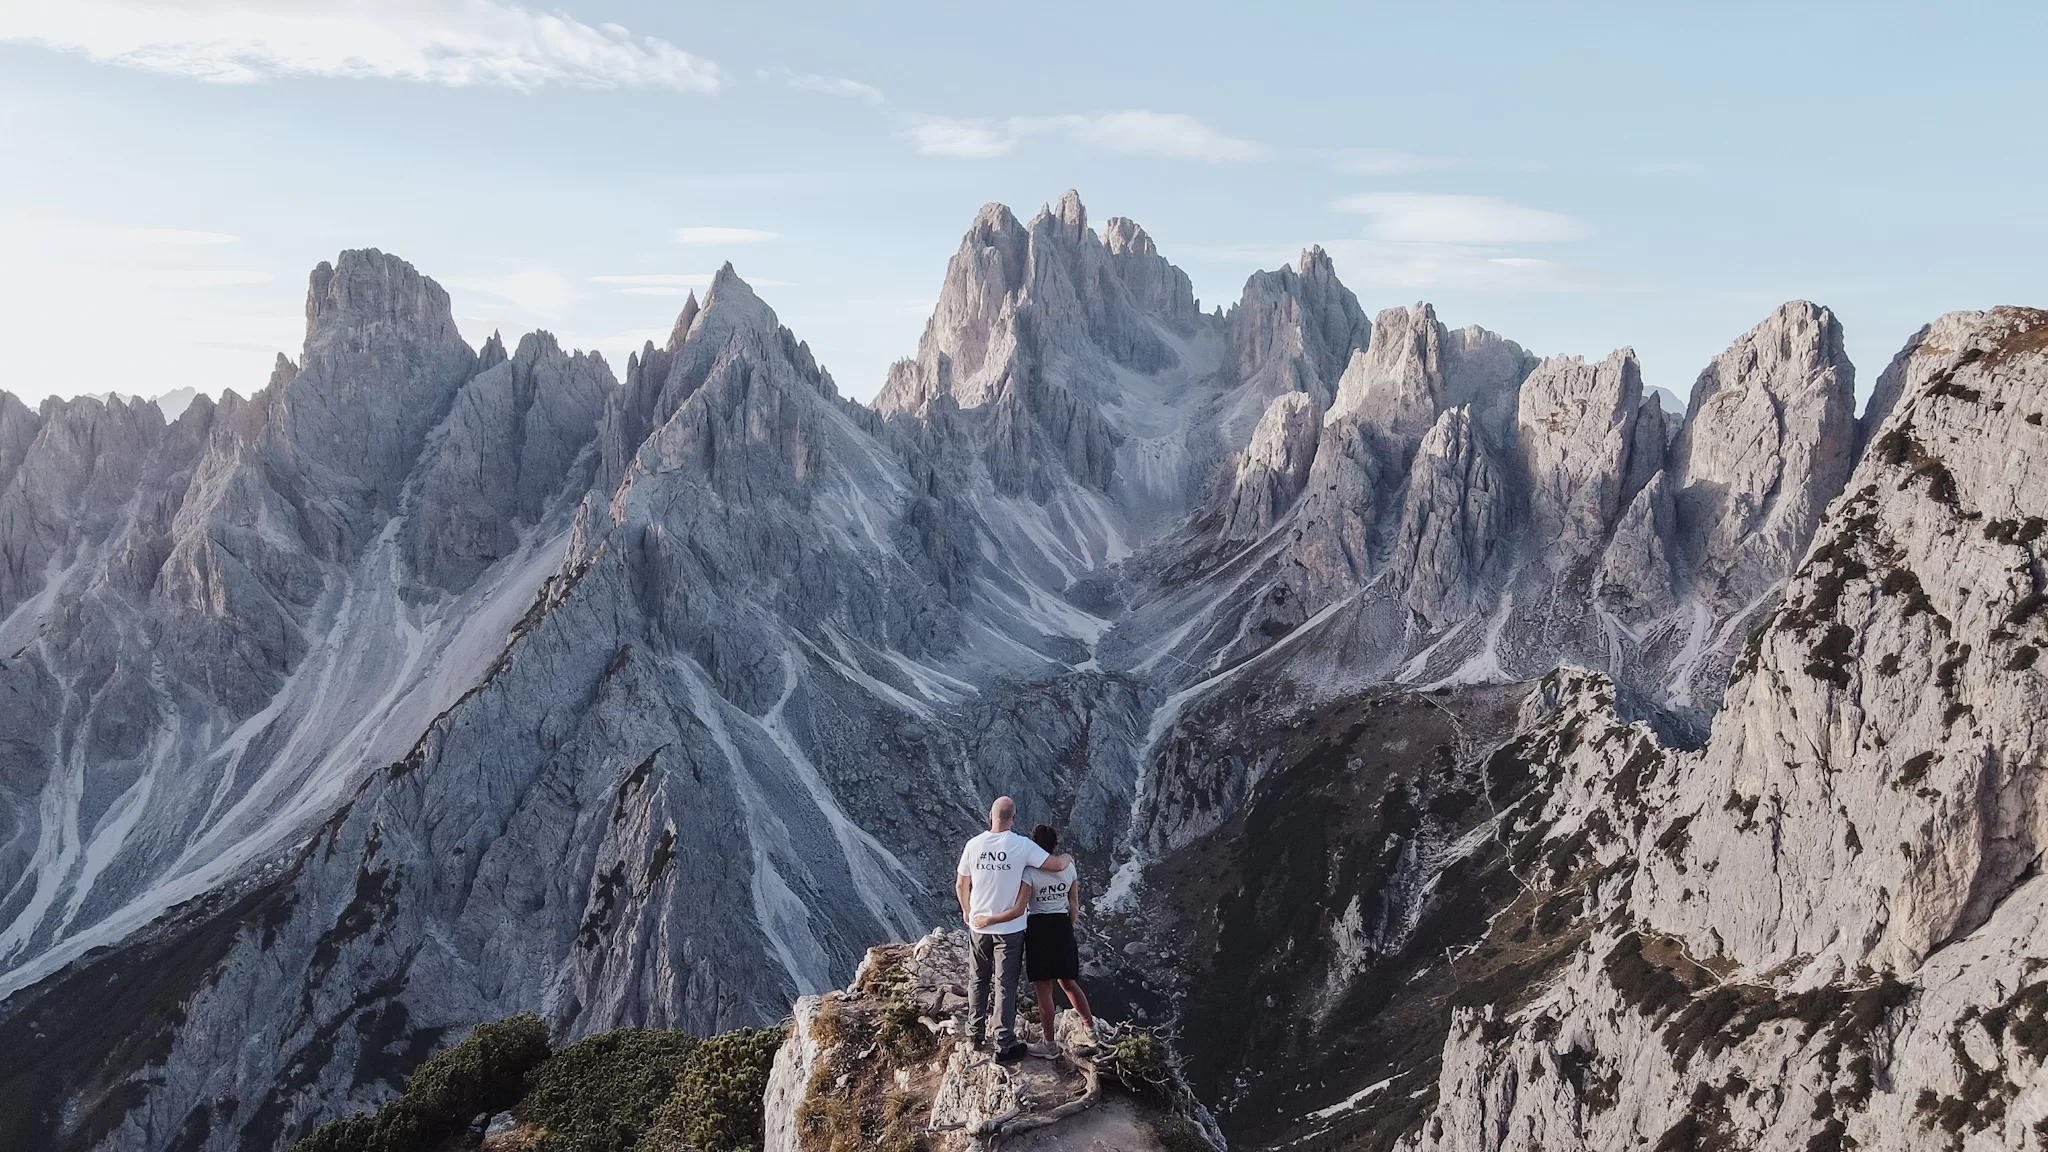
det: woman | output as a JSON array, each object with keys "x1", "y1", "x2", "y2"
[{"x1": 1021, "y1": 824, "x2": 1097, "y2": 1046}]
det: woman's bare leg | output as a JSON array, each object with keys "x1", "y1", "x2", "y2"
[
  {"x1": 1058, "y1": 979, "x2": 1096, "y2": 1029},
  {"x1": 1034, "y1": 980, "x2": 1058, "y2": 1042}
]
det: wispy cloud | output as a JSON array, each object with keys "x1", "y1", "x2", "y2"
[
  {"x1": 0, "y1": 0, "x2": 721, "y2": 92},
  {"x1": 120, "y1": 227, "x2": 239, "y2": 245},
  {"x1": 1177, "y1": 238, "x2": 1612, "y2": 293},
  {"x1": 1321, "y1": 240, "x2": 1616, "y2": 293},
  {"x1": 1183, "y1": 191, "x2": 1611, "y2": 293},
  {"x1": 138, "y1": 269, "x2": 273, "y2": 287},
  {"x1": 1333, "y1": 192, "x2": 1587, "y2": 245},
  {"x1": 908, "y1": 118, "x2": 1013, "y2": 159},
  {"x1": 1335, "y1": 147, "x2": 1459, "y2": 176},
  {"x1": 592, "y1": 274, "x2": 712, "y2": 288},
  {"x1": 459, "y1": 268, "x2": 573, "y2": 317},
  {"x1": 674, "y1": 227, "x2": 779, "y2": 245},
  {"x1": 786, "y1": 72, "x2": 883, "y2": 105},
  {"x1": 591, "y1": 272, "x2": 789, "y2": 295},
  {"x1": 908, "y1": 111, "x2": 1263, "y2": 163}
]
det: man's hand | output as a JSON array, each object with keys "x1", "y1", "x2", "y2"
[
  {"x1": 955, "y1": 873, "x2": 973, "y2": 924},
  {"x1": 1040, "y1": 853, "x2": 1073, "y2": 873},
  {"x1": 970, "y1": 913, "x2": 994, "y2": 929}
]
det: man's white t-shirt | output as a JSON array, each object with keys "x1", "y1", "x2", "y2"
[
  {"x1": 1025, "y1": 865, "x2": 1073, "y2": 916},
  {"x1": 957, "y1": 829, "x2": 1051, "y2": 935}
]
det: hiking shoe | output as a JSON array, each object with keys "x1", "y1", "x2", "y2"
[
  {"x1": 1025, "y1": 1042, "x2": 1061, "y2": 1059},
  {"x1": 994, "y1": 1043, "x2": 1028, "y2": 1064}
]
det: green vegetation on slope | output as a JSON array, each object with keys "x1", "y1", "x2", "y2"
[{"x1": 286, "y1": 1015, "x2": 786, "y2": 1152}]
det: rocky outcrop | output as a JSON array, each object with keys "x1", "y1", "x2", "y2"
[
  {"x1": 1667, "y1": 299, "x2": 1858, "y2": 613},
  {"x1": 1102, "y1": 215, "x2": 1200, "y2": 334},
  {"x1": 274, "y1": 249, "x2": 478, "y2": 561},
  {"x1": 1392, "y1": 406, "x2": 1513, "y2": 626},
  {"x1": 1218, "y1": 390, "x2": 1320, "y2": 540},
  {"x1": 764, "y1": 931, "x2": 1220, "y2": 1152},
  {"x1": 404, "y1": 330, "x2": 613, "y2": 592},
  {"x1": 1399, "y1": 306, "x2": 2048, "y2": 1152},
  {"x1": 1517, "y1": 349, "x2": 1649, "y2": 569},
  {"x1": 1322, "y1": 304, "x2": 1534, "y2": 446},
  {"x1": 1226, "y1": 246, "x2": 1369, "y2": 418}
]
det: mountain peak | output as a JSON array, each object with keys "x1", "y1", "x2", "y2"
[
  {"x1": 664, "y1": 291, "x2": 702, "y2": 353},
  {"x1": 698, "y1": 264, "x2": 776, "y2": 334},
  {"x1": 1300, "y1": 244, "x2": 1335, "y2": 279},
  {"x1": 1053, "y1": 187, "x2": 1087, "y2": 237},
  {"x1": 1102, "y1": 215, "x2": 1156, "y2": 257},
  {"x1": 1028, "y1": 188, "x2": 1090, "y2": 243},
  {"x1": 303, "y1": 248, "x2": 456, "y2": 349},
  {"x1": 478, "y1": 330, "x2": 509, "y2": 372}
]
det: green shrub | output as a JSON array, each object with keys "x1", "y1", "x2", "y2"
[
  {"x1": 636, "y1": 1026, "x2": 786, "y2": 1152},
  {"x1": 517, "y1": 1028, "x2": 700, "y2": 1152},
  {"x1": 287, "y1": 1017, "x2": 788, "y2": 1152},
  {"x1": 285, "y1": 1114, "x2": 377, "y2": 1152},
  {"x1": 286, "y1": 1013, "x2": 550, "y2": 1152},
  {"x1": 404, "y1": 1013, "x2": 551, "y2": 1129},
  {"x1": 1102, "y1": 1029, "x2": 1171, "y2": 1092}
]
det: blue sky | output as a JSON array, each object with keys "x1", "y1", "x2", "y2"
[{"x1": 2, "y1": 1, "x2": 2042, "y2": 408}]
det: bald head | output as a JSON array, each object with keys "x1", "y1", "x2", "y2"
[{"x1": 988, "y1": 796, "x2": 1017, "y2": 831}]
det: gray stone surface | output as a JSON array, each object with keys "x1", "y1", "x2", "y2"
[{"x1": 1406, "y1": 306, "x2": 2048, "y2": 1152}]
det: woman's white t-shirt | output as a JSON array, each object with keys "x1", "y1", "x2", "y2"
[{"x1": 1024, "y1": 864, "x2": 1073, "y2": 916}]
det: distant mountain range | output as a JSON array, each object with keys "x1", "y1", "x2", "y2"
[{"x1": 0, "y1": 191, "x2": 2041, "y2": 1152}]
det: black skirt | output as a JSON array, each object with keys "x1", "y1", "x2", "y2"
[{"x1": 1024, "y1": 913, "x2": 1080, "y2": 982}]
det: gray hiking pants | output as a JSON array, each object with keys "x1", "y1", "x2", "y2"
[{"x1": 967, "y1": 930, "x2": 1026, "y2": 1048}]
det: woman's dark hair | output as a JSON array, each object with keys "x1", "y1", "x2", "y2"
[{"x1": 1031, "y1": 823, "x2": 1058, "y2": 852}]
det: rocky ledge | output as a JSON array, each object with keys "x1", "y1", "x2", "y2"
[{"x1": 766, "y1": 930, "x2": 1221, "y2": 1151}]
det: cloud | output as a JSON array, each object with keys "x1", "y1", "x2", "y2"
[
  {"x1": 673, "y1": 227, "x2": 779, "y2": 245},
  {"x1": 908, "y1": 118, "x2": 1014, "y2": 159},
  {"x1": 1040, "y1": 111, "x2": 1264, "y2": 162},
  {"x1": 0, "y1": 0, "x2": 720, "y2": 92},
  {"x1": 1181, "y1": 190, "x2": 1614, "y2": 294},
  {"x1": 1335, "y1": 148, "x2": 1458, "y2": 176},
  {"x1": 908, "y1": 111, "x2": 1262, "y2": 163},
  {"x1": 138, "y1": 269, "x2": 273, "y2": 287},
  {"x1": 120, "y1": 227, "x2": 238, "y2": 245},
  {"x1": 1178, "y1": 238, "x2": 1611, "y2": 293},
  {"x1": 786, "y1": 72, "x2": 883, "y2": 105},
  {"x1": 1333, "y1": 192, "x2": 1587, "y2": 244},
  {"x1": 592, "y1": 273, "x2": 712, "y2": 288},
  {"x1": 591, "y1": 273, "x2": 789, "y2": 295},
  {"x1": 1319, "y1": 239, "x2": 1617, "y2": 293},
  {"x1": 460, "y1": 268, "x2": 572, "y2": 317}
]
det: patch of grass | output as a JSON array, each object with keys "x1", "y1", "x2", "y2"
[{"x1": 795, "y1": 998, "x2": 929, "y2": 1152}]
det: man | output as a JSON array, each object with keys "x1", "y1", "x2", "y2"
[{"x1": 956, "y1": 795, "x2": 1070, "y2": 1062}]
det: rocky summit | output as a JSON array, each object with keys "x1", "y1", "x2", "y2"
[{"x1": 0, "y1": 192, "x2": 2040, "y2": 1152}]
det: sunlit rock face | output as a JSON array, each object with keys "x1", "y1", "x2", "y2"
[{"x1": 4, "y1": 192, "x2": 2028, "y2": 1152}]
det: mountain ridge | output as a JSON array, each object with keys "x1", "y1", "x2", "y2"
[{"x1": 0, "y1": 191, "x2": 2035, "y2": 1152}]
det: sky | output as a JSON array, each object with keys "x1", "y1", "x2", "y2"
[{"x1": 1, "y1": 1, "x2": 2043, "y2": 410}]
